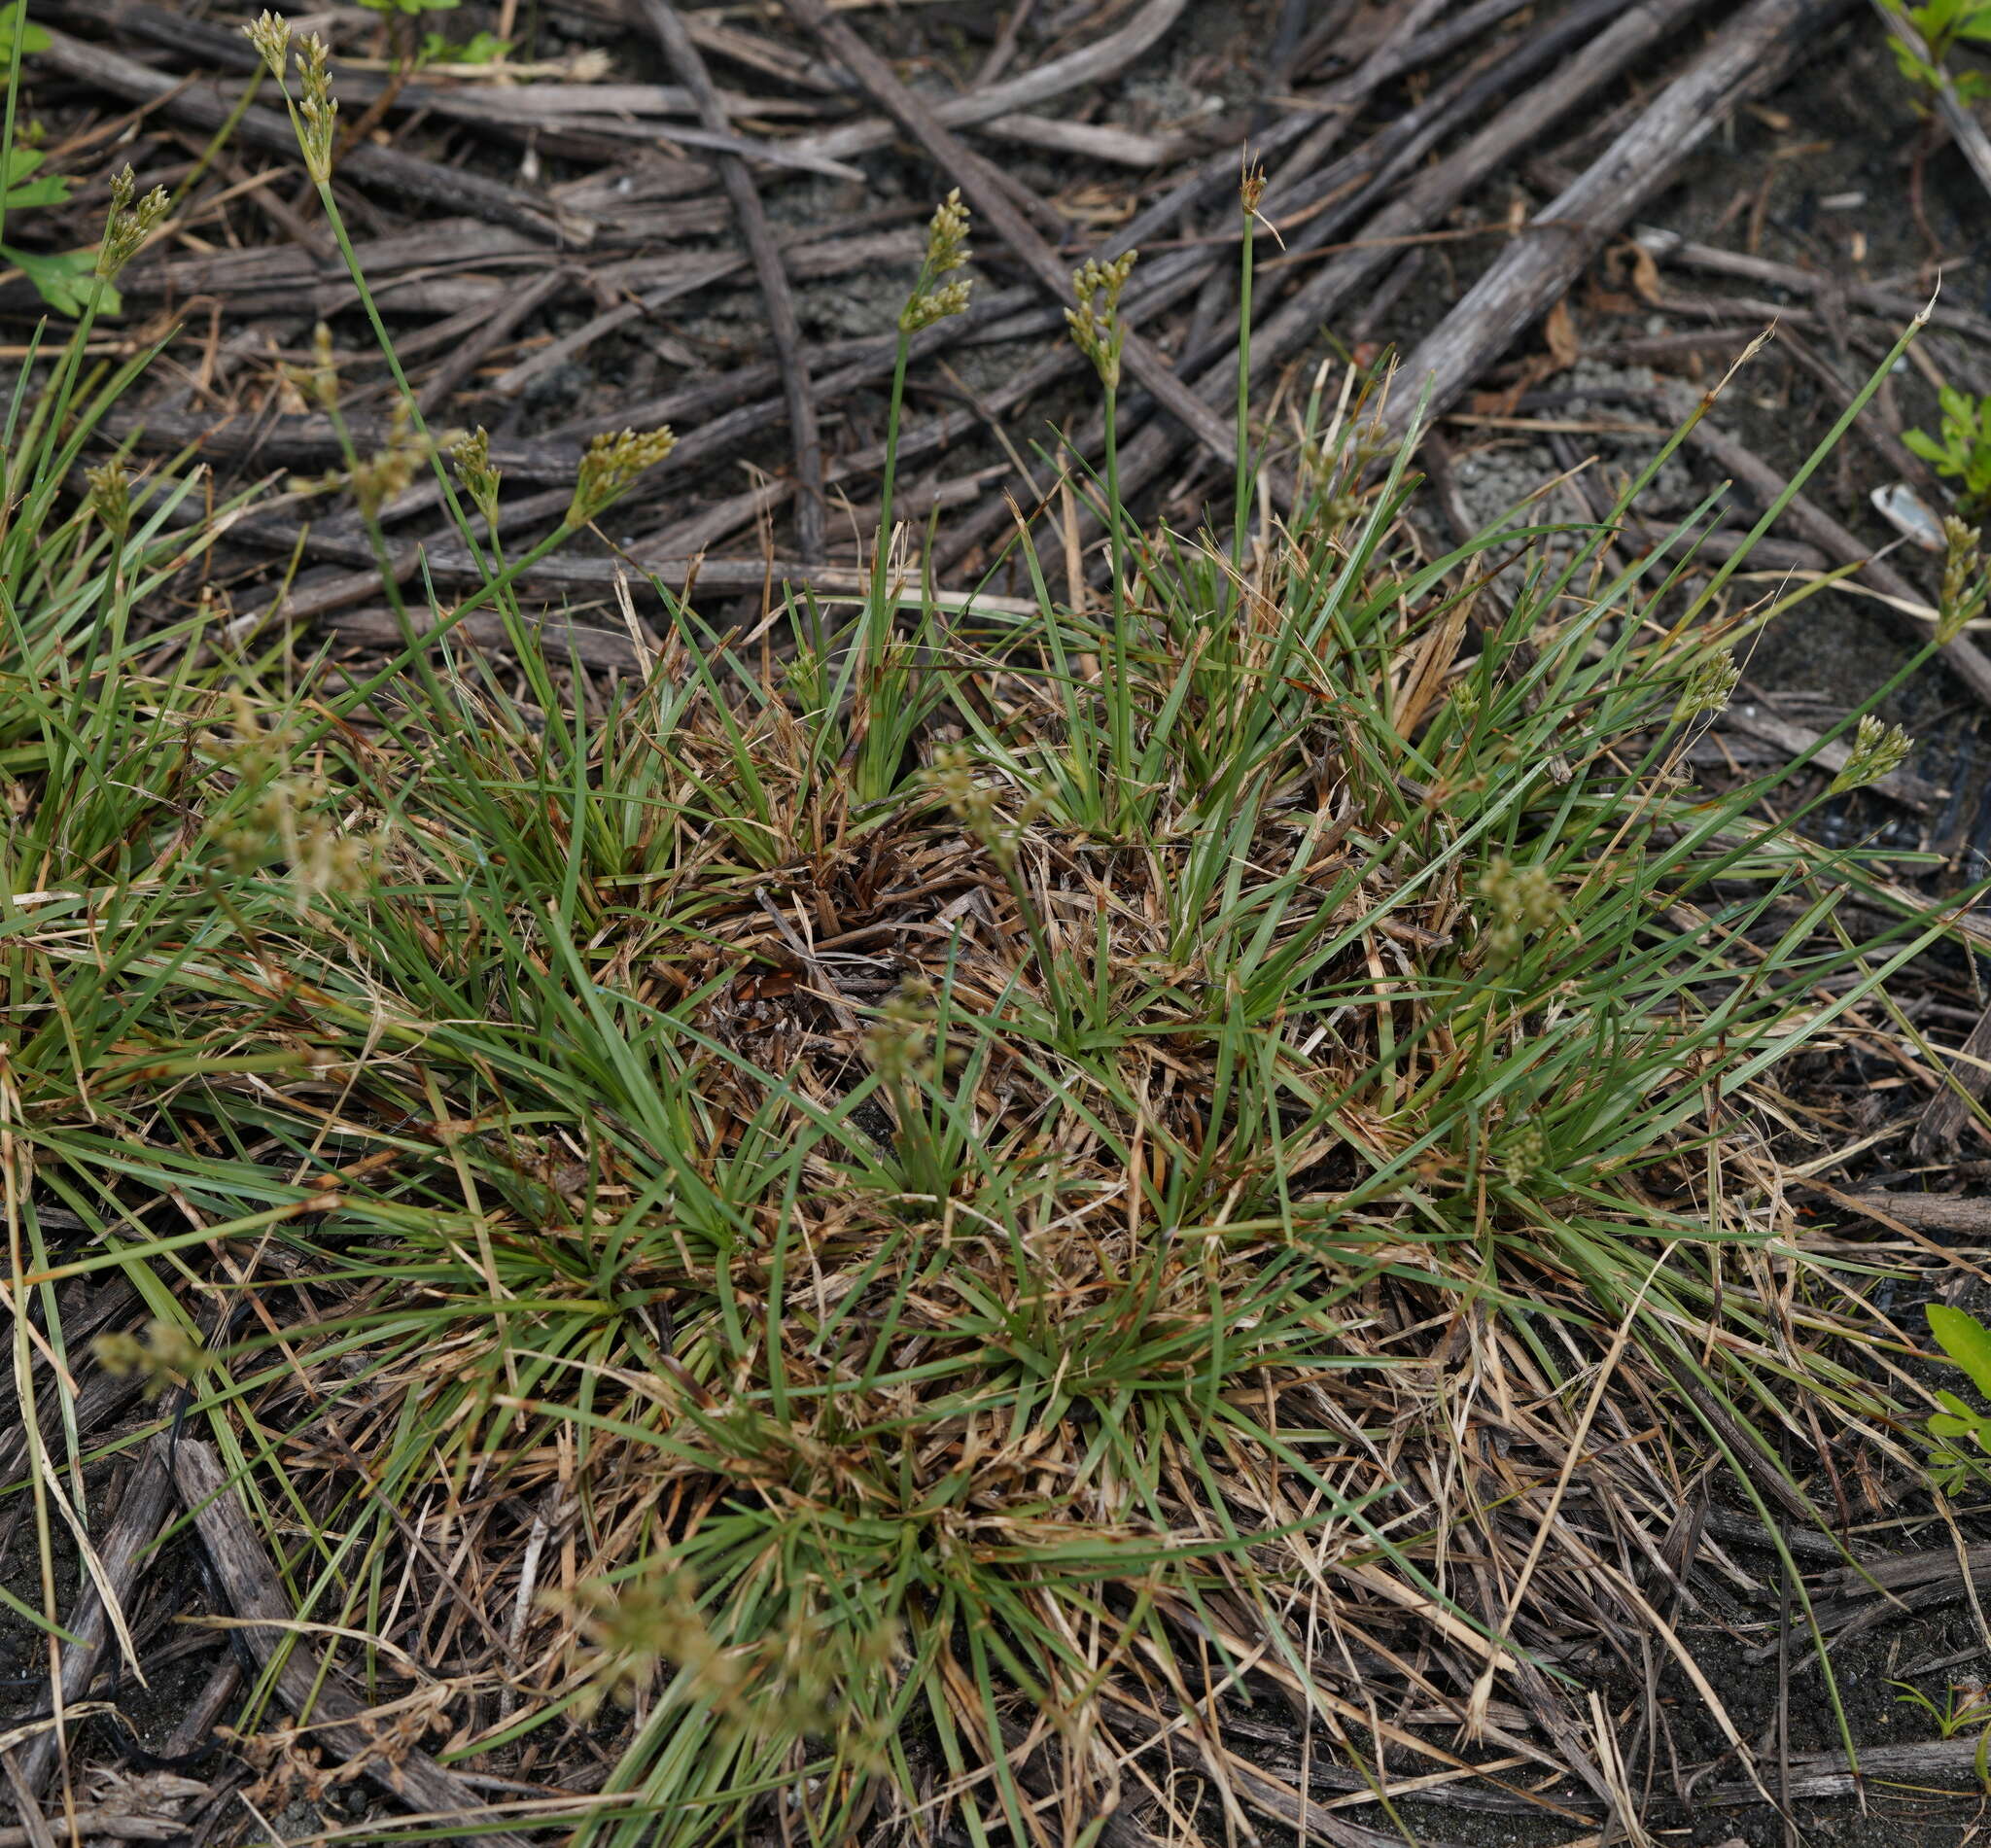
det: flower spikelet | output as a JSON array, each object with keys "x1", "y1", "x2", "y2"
[
  {"x1": 1067, "y1": 250, "x2": 1137, "y2": 390},
  {"x1": 899, "y1": 189, "x2": 974, "y2": 333},
  {"x1": 96, "y1": 165, "x2": 169, "y2": 279},
  {"x1": 243, "y1": 10, "x2": 292, "y2": 79},
  {"x1": 1671, "y1": 650, "x2": 1740, "y2": 723},
  {"x1": 1829, "y1": 715, "x2": 1913, "y2": 794},
  {"x1": 568, "y1": 427, "x2": 677, "y2": 527}
]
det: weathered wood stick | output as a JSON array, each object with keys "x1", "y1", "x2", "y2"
[{"x1": 1383, "y1": 0, "x2": 1859, "y2": 439}]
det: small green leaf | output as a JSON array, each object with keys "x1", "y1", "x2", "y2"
[
  {"x1": 1930, "y1": 1304, "x2": 1991, "y2": 1400},
  {"x1": 0, "y1": 1, "x2": 49, "y2": 56},
  {"x1": 2, "y1": 243, "x2": 113, "y2": 317},
  {"x1": 420, "y1": 28, "x2": 510, "y2": 62},
  {"x1": 1904, "y1": 428, "x2": 1954, "y2": 467},
  {"x1": 0, "y1": 143, "x2": 64, "y2": 210},
  {"x1": 3, "y1": 177, "x2": 65, "y2": 209}
]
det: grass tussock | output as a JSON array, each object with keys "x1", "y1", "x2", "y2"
[{"x1": 5, "y1": 79, "x2": 1985, "y2": 1848}]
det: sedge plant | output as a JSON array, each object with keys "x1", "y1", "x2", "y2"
[{"x1": 3, "y1": 56, "x2": 1985, "y2": 1848}]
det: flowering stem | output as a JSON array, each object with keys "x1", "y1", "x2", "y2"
[
  {"x1": 306, "y1": 519, "x2": 583, "y2": 744},
  {"x1": 870, "y1": 329, "x2": 913, "y2": 658},
  {"x1": 1234, "y1": 210, "x2": 1255, "y2": 580},
  {"x1": 313, "y1": 181, "x2": 498, "y2": 584},
  {"x1": 1102, "y1": 379, "x2": 1133, "y2": 824}
]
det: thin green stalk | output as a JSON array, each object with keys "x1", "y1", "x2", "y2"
[
  {"x1": 872, "y1": 329, "x2": 913, "y2": 650},
  {"x1": 1103, "y1": 379, "x2": 1133, "y2": 821},
  {"x1": 310, "y1": 184, "x2": 493, "y2": 575},
  {"x1": 1233, "y1": 183, "x2": 1259, "y2": 577}
]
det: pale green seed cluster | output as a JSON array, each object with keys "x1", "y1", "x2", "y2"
[
  {"x1": 1671, "y1": 649, "x2": 1740, "y2": 723},
  {"x1": 283, "y1": 322, "x2": 339, "y2": 411},
  {"x1": 564, "y1": 1571, "x2": 733, "y2": 1719},
  {"x1": 93, "y1": 1320, "x2": 207, "y2": 1402},
  {"x1": 864, "y1": 977, "x2": 938, "y2": 1087},
  {"x1": 899, "y1": 189, "x2": 973, "y2": 334},
  {"x1": 1829, "y1": 714, "x2": 1914, "y2": 794},
  {"x1": 96, "y1": 165, "x2": 169, "y2": 280},
  {"x1": 210, "y1": 692, "x2": 377, "y2": 905},
  {"x1": 1479, "y1": 854, "x2": 1560, "y2": 966},
  {"x1": 348, "y1": 406, "x2": 426, "y2": 521},
  {"x1": 558, "y1": 1566, "x2": 895, "y2": 1735},
  {"x1": 451, "y1": 427, "x2": 503, "y2": 527},
  {"x1": 568, "y1": 426, "x2": 677, "y2": 527},
  {"x1": 1939, "y1": 514, "x2": 1983, "y2": 646},
  {"x1": 926, "y1": 742, "x2": 1033, "y2": 865},
  {"x1": 1500, "y1": 1120, "x2": 1546, "y2": 1187},
  {"x1": 1067, "y1": 250, "x2": 1137, "y2": 390},
  {"x1": 244, "y1": 9, "x2": 291, "y2": 78},
  {"x1": 85, "y1": 457, "x2": 129, "y2": 535},
  {"x1": 243, "y1": 13, "x2": 338, "y2": 183},
  {"x1": 296, "y1": 34, "x2": 338, "y2": 185},
  {"x1": 290, "y1": 400, "x2": 429, "y2": 521}
]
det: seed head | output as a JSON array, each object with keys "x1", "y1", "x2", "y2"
[
  {"x1": 899, "y1": 189, "x2": 974, "y2": 334},
  {"x1": 86, "y1": 457, "x2": 130, "y2": 534},
  {"x1": 451, "y1": 427, "x2": 502, "y2": 526},
  {"x1": 568, "y1": 426, "x2": 677, "y2": 527},
  {"x1": 1829, "y1": 714, "x2": 1913, "y2": 794},
  {"x1": 94, "y1": 1320, "x2": 207, "y2": 1401},
  {"x1": 1067, "y1": 250, "x2": 1137, "y2": 390},
  {"x1": 1479, "y1": 854, "x2": 1560, "y2": 968},
  {"x1": 925, "y1": 742, "x2": 1035, "y2": 864},
  {"x1": 349, "y1": 405, "x2": 425, "y2": 522},
  {"x1": 864, "y1": 976, "x2": 938, "y2": 1087},
  {"x1": 283, "y1": 322, "x2": 339, "y2": 411},
  {"x1": 922, "y1": 188, "x2": 970, "y2": 275},
  {"x1": 1671, "y1": 649, "x2": 1740, "y2": 723},
  {"x1": 901, "y1": 278, "x2": 971, "y2": 333},
  {"x1": 1500, "y1": 1120, "x2": 1546, "y2": 1188},
  {"x1": 1240, "y1": 158, "x2": 1267, "y2": 217},
  {"x1": 295, "y1": 34, "x2": 338, "y2": 184},
  {"x1": 96, "y1": 166, "x2": 169, "y2": 279},
  {"x1": 243, "y1": 10, "x2": 292, "y2": 80},
  {"x1": 1939, "y1": 514, "x2": 1983, "y2": 646}
]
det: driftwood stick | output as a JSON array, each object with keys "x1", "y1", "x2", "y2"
[
  {"x1": 36, "y1": 27, "x2": 588, "y2": 244},
  {"x1": 1680, "y1": 414, "x2": 1991, "y2": 707},
  {"x1": 1067, "y1": 0, "x2": 1715, "y2": 540},
  {"x1": 1255, "y1": 0, "x2": 1699, "y2": 366},
  {"x1": 786, "y1": 0, "x2": 1189, "y2": 166},
  {"x1": 1268, "y1": 0, "x2": 1453, "y2": 188},
  {"x1": 777, "y1": 0, "x2": 1240, "y2": 479},
  {"x1": 1634, "y1": 225, "x2": 1991, "y2": 346},
  {"x1": 1838, "y1": 1193, "x2": 1991, "y2": 1236},
  {"x1": 643, "y1": 0, "x2": 826, "y2": 561},
  {"x1": 167, "y1": 1437, "x2": 541, "y2": 1847},
  {"x1": 1911, "y1": 1000, "x2": 1991, "y2": 1158},
  {"x1": 493, "y1": 226, "x2": 921, "y2": 401},
  {"x1": 414, "y1": 266, "x2": 569, "y2": 417},
  {"x1": 16, "y1": 1447, "x2": 176, "y2": 1797},
  {"x1": 1381, "y1": 0, "x2": 1858, "y2": 441}
]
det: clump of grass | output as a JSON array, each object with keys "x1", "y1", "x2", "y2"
[{"x1": 4, "y1": 41, "x2": 1983, "y2": 1845}]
